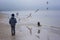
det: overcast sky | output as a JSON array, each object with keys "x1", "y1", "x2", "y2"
[{"x1": 0, "y1": 0, "x2": 60, "y2": 11}]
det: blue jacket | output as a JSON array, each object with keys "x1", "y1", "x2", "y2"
[{"x1": 9, "y1": 17, "x2": 17, "y2": 26}]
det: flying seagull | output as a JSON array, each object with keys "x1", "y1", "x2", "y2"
[
  {"x1": 35, "y1": 9, "x2": 39, "y2": 13},
  {"x1": 27, "y1": 13, "x2": 32, "y2": 18},
  {"x1": 47, "y1": 1, "x2": 48, "y2": 4}
]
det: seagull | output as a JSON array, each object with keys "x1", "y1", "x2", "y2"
[
  {"x1": 47, "y1": 1, "x2": 48, "y2": 4},
  {"x1": 35, "y1": 9, "x2": 39, "y2": 13},
  {"x1": 26, "y1": 26, "x2": 32, "y2": 35},
  {"x1": 47, "y1": 8, "x2": 48, "y2": 10},
  {"x1": 27, "y1": 13, "x2": 32, "y2": 18}
]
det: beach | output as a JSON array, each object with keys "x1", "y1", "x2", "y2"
[{"x1": 0, "y1": 11, "x2": 60, "y2": 40}]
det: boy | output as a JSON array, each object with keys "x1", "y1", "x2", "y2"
[{"x1": 9, "y1": 14, "x2": 17, "y2": 36}]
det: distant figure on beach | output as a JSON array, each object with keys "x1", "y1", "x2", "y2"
[
  {"x1": 9, "y1": 14, "x2": 17, "y2": 36},
  {"x1": 37, "y1": 22, "x2": 41, "y2": 34},
  {"x1": 37, "y1": 22, "x2": 41, "y2": 27}
]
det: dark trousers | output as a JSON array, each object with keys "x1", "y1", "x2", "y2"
[
  {"x1": 11, "y1": 26, "x2": 15, "y2": 35},
  {"x1": 38, "y1": 30, "x2": 40, "y2": 34}
]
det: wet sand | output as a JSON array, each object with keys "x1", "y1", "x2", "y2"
[{"x1": 0, "y1": 13, "x2": 11, "y2": 40}]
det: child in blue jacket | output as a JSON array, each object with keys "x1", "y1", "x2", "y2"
[{"x1": 9, "y1": 14, "x2": 17, "y2": 36}]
